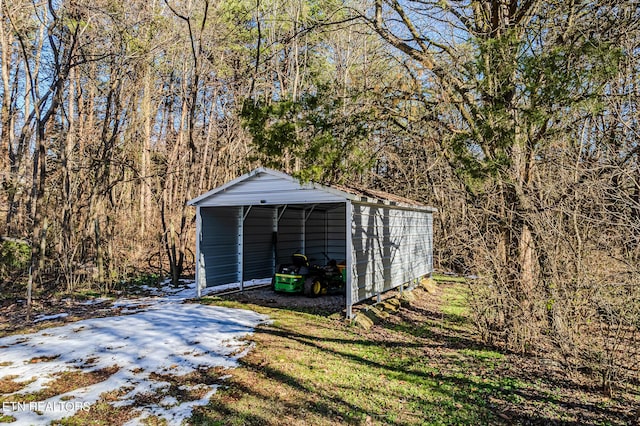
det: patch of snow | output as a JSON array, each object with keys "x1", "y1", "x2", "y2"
[
  {"x1": 111, "y1": 278, "x2": 269, "y2": 313},
  {"x1": 0, "y1": 281, "x2": 269, "y2": 425},
  {"x1": 33, "y1": 313, "x2": 69, "y2": 323},
  {"x1": 159, "y1": 395, "x2": 178, "y2": 407},
  {"x1": 121, "y1": 386, "x2": 218, "y2": 426},
  {"x1": 78, "y1": 298, "x2": 111, "y2": 306},
  {"x1": 201, "y1": 278, "x2": 272, "y2": 296}
]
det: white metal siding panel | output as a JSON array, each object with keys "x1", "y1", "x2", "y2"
[
  {"x1": 200, "y1": 207, "x2": 241, "y2": 286},
  {"x1": 326, "y1": 205, "x2": 346, "y2": 262},
  {"x1": 351, "y1": 203, "x2": 433, "y2": 303},
  {"x1": 243, "y1": 207, "x2": 276, "y2": 280},
  {"x1": 303, "y1": 205, "x2": 347, "y2": 265},
  {"x1": 276, "y1": 208, "x2": 304, "y2": 264},
  {"x1": 351, "y1": 205, "x2": 385, "y2": 300},
  {"x1": 305, "y1": 209, "x2": 326, "y2": 265},
  {"x1": 195, "y1": 173, "x2": 346, "y2": 206}
]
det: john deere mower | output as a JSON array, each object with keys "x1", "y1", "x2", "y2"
[{"x1": 273, "y1": 253, "x2": 345, "y2": 297}]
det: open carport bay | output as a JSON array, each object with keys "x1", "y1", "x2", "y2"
[{"x1": 199, "y1": 203, "x2": 347, "y2": 286}]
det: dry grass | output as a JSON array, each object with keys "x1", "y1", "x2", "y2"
[
  {"x1": 1, "y1": 365, "x2": 120, "y2": 405},
  {"x1": 0, "y1": 375, "x2": 26, "y2": 394},
  {"x1": 55, "y1": 368, "x2": 228, "y2": 425},
  {"x1": 57, "y1": 400, "x2": 139, "y2": 426},
  {"x1": 28, "y1": 354, "x2": 61, "y2": 363},
  {"x1": 150, "y1": 368, "x2": 225, "y2": 402},
  {"x1": 55, "y1": 387, "x2": 138, "y2": 425}
]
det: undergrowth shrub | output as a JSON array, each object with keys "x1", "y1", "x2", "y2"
[{"x1": 0, "y1": 239, "x2": 30, "y2": 280}]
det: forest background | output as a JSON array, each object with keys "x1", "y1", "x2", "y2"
[{"x1": 0, "y1": 0, "x2": 638, "y2": 395}]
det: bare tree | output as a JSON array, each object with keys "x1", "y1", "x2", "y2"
[{"x1": 356, "y1": 0, "x2": 640, "y2": 393}]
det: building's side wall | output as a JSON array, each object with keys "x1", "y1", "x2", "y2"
[
  {"x1": 350, "y1": 204, "x2": 433, "y2": 303},
  {"x1": 200, "y1": 207, "x2": 241, "y2": 286}
]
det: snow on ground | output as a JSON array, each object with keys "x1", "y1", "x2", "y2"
[
  {"x1": 111, "y1": 278, "x2": 270, "y2": 313},
  {"x1": 0, "y1": 280, "x2": 269, "y2": 425},
  {"x1": 32, "y1": 313, "x2": 69, "y2": 323},
  {"x1": 78, "y1": 297, "x2": 111, "y2": 306},
  {"x1": 201, "y1": 277, "x2": 271, "y2": 296}
]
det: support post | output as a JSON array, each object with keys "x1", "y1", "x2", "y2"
[
  {"x1": 238, "y1": 207, "x2": 244, "y2": 292},
  {"x1": 272, "y1": 207, "x2": 278, "y2": 274},
  {"x1": 239, "y1": 205, "x2": 253, "y2": 292},
  {"x1": 345, "y1": 201, "x2": 353, "y2": 319},
  {"x1": 196, "y1": 206, "x2": 202, "y2": 298}
]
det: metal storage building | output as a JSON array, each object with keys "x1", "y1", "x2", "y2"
[{"x1": 188, "y1": 168, "x2": 436, "y2": 318}]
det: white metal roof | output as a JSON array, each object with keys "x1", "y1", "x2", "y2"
[{"x1": 188, "y1": 168, "x2": 436, "y2": 212}]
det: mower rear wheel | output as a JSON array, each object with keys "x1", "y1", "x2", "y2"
[{"x1": 304, "y1": 277, "x2": 322, "y2": 298}]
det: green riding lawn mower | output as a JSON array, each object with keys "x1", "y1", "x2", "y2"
[{"x1": 272, "y1": 253, "x2": 346, "y2": 297}]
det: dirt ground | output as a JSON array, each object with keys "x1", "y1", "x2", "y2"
[
  {"x1": 0, "y1": 298, "x2": 119, "y2": 337},
  {"x1": 219, "y1": 286, "x2": 347, "y2": 315}
]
